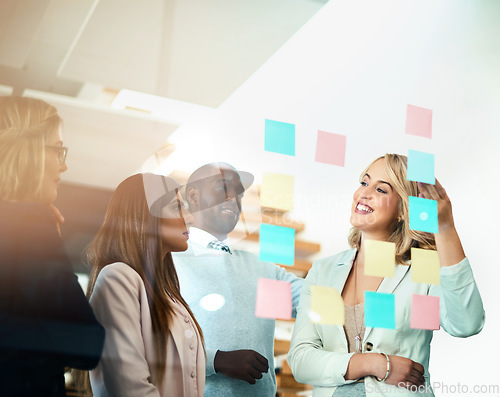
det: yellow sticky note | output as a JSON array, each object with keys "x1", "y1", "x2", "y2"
[
  {"x1": 260, "y1": 173, "x2": 294, "y2": 211},
  {"x1": 411, "y1": 248, "x2": 440, "y2": 285},
  {"x1": 365, "y1": 240, "x2": 396, "y2": 277},
  {"x1": 310, "y1": 285, "x2": 344, "y2": 325}
]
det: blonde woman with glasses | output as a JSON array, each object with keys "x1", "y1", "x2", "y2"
[
  {"x1": 0, "y1": 96, "x2": 104, "y2": 396},
  {"x1": 288, "y1": 153, "x2": 484, "y2": 397}
]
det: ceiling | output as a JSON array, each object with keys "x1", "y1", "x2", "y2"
[{"x1": 0, "y1": 0, "x2": 327, "y2": 188}]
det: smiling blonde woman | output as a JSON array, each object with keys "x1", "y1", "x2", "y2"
[{"x1": 288, "y1": 153, "x2": 484, "y2": 397}]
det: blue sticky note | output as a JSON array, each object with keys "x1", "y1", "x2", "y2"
[
  {"x1": 407, "y1": 150, "x2": 435, "y2": 184},
  {"x1": 259, "y1": 224, "x2": 295, "y2": 265},
  {"x1": 264, "y1": 119, "x2": 295, "y2": 156},
  {"x1": 409, "y1": 196, "x2": 438, "y2": 233},
  {"x1": 364, "y1": 291, "x2": 396, "y2": 329}
]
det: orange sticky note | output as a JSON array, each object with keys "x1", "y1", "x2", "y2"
[
  {"x1": 410, "y1": 294, "x2": 440, "y2": 330},
  {"x1": 315, "y1": 130, "x2": 346, "y2": 167},
  {"x1": 260, "y1": 173, "x2": 294, "y2": 211},
  {"x1": 310, "y1": 285, "x2": 344, "y2": 325},
  {"x1": 405, "y1": 104, "x2": 432, "y2": 139},
  {"x1": 365, "y1": 240, "x2": 396, "y2": 277},
  {"x1": 411, "y1": 248, "x2": 440, "y2": 285},
  {"x1": 255, "y1": 278, "x2": 292, "y2": 320}
]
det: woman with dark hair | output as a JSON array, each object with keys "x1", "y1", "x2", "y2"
[
  {"x1": 88, "y1": 173, "x2": 205, "y2": 397},
  {"x1": 0, "y1": 96, "x2": 105, "y2": 396},
  {"x1": 288, "y1": 153, "x2": 484, "y2": 397}
]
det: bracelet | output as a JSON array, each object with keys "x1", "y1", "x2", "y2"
[{"x1": 376, "y1": 353, "x2": 390, "y2": 382}]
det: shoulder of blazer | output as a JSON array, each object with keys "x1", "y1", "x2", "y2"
[
  {"x1": 312, "y1": 248, "x2": 357, "y2": 270},
  {"x1": 97, "y1": 262, "x2": 145, "y2": 294}
]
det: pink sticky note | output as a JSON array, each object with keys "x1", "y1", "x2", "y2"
[
  {"x1": 315, "y1": 130, "x2": 346, "y2": 167},
  {"x1": 405, "y1": 104, "x2": 433, "y2": 139},
  {"x1": 410, "y1": 294, "x2": 440, "y2": 330},
  {"x1": 255, "y1": 278, "x2": 292, "y2": 320}
]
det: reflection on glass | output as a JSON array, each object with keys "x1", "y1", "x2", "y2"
[{"x1": 199, "y1": 294, "x2": 225, "y2": 311}]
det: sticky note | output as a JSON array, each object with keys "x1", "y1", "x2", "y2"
[
  {"x1": 365, "y1": 240, "x2": 396, "y2": 277},
  {"x1": 411, "y1": 248, "x2": 440, "y2": 285},
  {"x1": 405, "y1": 104, "x2": 432, "y2": 139},
  {"x1": 260, "y1": 173, "x2": 294, "y2": 211},
  {"x1": 259, "y1": 224, "x2": 295, "y2": 265},
  {"x1": 310, "y1": 285, "x2": 344, "y2": 325},
  {"x1": 407, "y1": 149, "x2": 435, "y2": 185},
  {"x1": 264, "y1": 119, "x2": 295, "y2": 156},
  {"x1": 410, "y1": 294, "x2": 440, "y2": 330},
  {"x1": 255, "y1": 278, "x2": 292, "y2": 319},
  {"x1": 314, "y1": 130, "x2": 346, "y2": 167},
  {"x1": 364, "y1": 291, "x2": 396, "y2": 329},
  {"x1": 409, "y1": 196, "x2": 438, "y2": 233}
]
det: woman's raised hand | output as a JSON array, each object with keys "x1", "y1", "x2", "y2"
[
  {"x1": 417, "y1": 179, "x2": 466, "y2": 267},
  {"x1": 417, "y1": 179, "x2": 455, "y2": 232}
]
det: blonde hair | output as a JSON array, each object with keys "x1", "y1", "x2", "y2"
[
  {"x1": 0, "y1": 96, "x2": 62, "y2": 202},
  {"x1": 348, "y1": 153, "x2": 436, "y2": 264}
]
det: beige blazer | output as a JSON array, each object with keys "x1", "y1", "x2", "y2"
[{"x1": 89, "y1": 263, "x2": 205, "y2": 397}]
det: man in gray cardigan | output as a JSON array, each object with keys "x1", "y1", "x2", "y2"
[{"x1": 173, "y1": 162, "x2": 303, "y2": 397}]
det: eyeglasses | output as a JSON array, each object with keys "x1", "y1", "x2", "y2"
[{"x1": 46, "y1": 145, "x2": 68, "y2": 164}]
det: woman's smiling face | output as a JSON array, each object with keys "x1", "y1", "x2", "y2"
[{"x1": 350, "y1": 158, "x2": 401, "y2": 239}]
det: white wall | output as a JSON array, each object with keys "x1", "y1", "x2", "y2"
[{"x1": 166, "y1": 0, "x2": 500, "y2": 394}]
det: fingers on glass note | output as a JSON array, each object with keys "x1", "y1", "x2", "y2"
[
  {"x1": 364, "y1": 291, "x2": 396, "y2": 329},
  {"x1": 309, "y1": 285, "x2": 344, "y2": 325},
  {"x1": 259, "y1": 224, "x2": 295, "y2": 266},
  {"x1": 409, "y1": 196, "x2": 438, "y2": 233},
  {"x1": 260, "y1": 173, "x2": 294, "y2": 211},
  {"x1": 411, "y1": 248, "x2": 440, "y2": 285},
  {"x1": 264, "y1": 119, "x2": 295, "y2": 156},
  {"x1": 315, "y1": 130, "x2": 346, "y2": 167},
  {"x1": 364, "y1": 240, "x2": 396, "y2": 277},
  {"x1": 410, "y1": 294, "x2": 440, "y2": 330},
  {"x1": 255, "y1": 278, "x2": 292, "y2": 320},
  {"x1": 405, "y1": 104, "x2": 432, "y2": 139},
  {"x1": 407, "y1": 149, "x2": 435, "y2": 185}
]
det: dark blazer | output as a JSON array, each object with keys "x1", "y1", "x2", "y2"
[{"x1": 0, "y1": 201, "x2": 105, "y2": 396}]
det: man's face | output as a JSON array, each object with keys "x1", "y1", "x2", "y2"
[{"x1": 193, "y1": 168, "x2": 244, "y2": 237}]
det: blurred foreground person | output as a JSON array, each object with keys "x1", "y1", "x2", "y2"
[{"x1": 0, "y1": 96, "x2": 105, "y2": 396}]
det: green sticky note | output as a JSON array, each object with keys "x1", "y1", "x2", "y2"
[
  {"x1": 409, "y1": 196, "x2": 438, "y2": 233},
  {"x1": 407, "y1": 149, "x2": 435, "y2": 184},
  {"x1": 259, "y1": 224, "x2": 295, "y2": 266},
  {"x1": 364, "y1": 291, "x2": 396, "y2": 329},
  {"x1": 265, "y1": 119, "x2": 295, "y2": 156}
]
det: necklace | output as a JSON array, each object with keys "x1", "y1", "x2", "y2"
[{"x1": 353, "y1": 256, "x2": 362, "y2": 352}]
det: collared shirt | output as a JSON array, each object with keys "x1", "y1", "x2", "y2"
[{"x1": 188, "y1": 227, "x2": 231, "y2": 256}]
